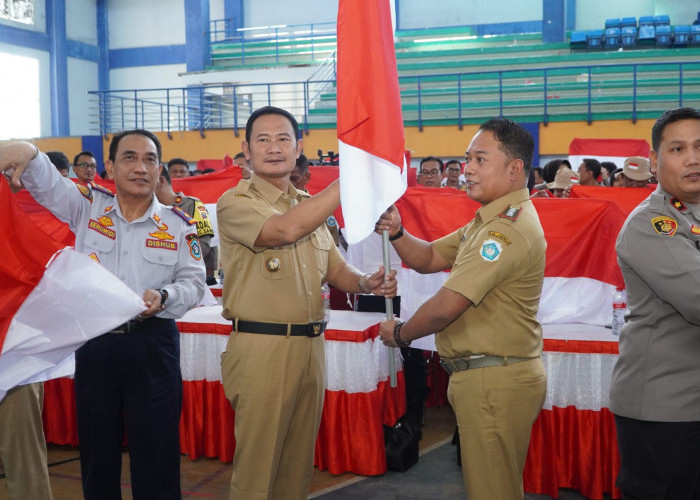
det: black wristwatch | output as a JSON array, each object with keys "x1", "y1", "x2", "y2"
[
  {"x1": 389, "y1": 225, "x2": 404, "y2": 241},
  {"x1": 158, "y1": 289, "x2": 169, "y2": 311}
]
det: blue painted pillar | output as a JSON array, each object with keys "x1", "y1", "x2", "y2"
[
  {"x1": 566, "y1": 0, "x2": 576, "y2": 31},
  {"x1": 185, "y1": 0, "x2": 211, "y2": 72},
  {"x1": 542, "y1": 0, "x2": 566, "y2": 43},
  {"x1": 47, "y1": 0, "x2": 70, "y2": 136},
  {"x1": 96, "y1": 0, "x2": 110, "y2": 136},
  {"x1": 224, "y1": 0, "x2": 244, "y2": 37}
]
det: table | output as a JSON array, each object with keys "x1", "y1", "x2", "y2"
[{"x1": 42, "y1": 308, "x2": 405, "y2": 476}]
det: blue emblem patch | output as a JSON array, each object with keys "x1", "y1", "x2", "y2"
[{"x1": 480, "y1": 239, "x2": 503, "y2": 262}]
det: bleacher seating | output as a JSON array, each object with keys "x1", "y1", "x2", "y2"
[
  {"x1": 654, "y1": 15, "x2": 670, "y2": 27},
  {"x1": 587, "y1": 29, "x2": 604, "y2": 50},
  {"x1": 620, "y1": 17, "x2": 637, "y2": 29},
  {"x1": 638, "y1": 24, "x2": 656, "y2": 46},
  {"x1": 605, "y1": 18, "x2": 621, "y2": 29},
  {"x1": 570, "y1": 30, "x2": 587, "y2": 50},
  {"x1": 621, "y1": 26, "x2": 637, "y2": 47},
  {"x1": 656, "y1": 25, "x2": 672, "y2": 46},
  {"x1": 691, "y1": 25, "x2": 700, "y2": 46},
  {"x1": 674, "y1": 26, "x2": 690, "y2": 47},
  {"x1": 639, "y1": 16, "x2": 655, "y2": 28},
  {"x1": 604, "y1": 27, "x2": 621, "y2": 49}
]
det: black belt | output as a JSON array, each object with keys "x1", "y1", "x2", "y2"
[
  {"x1": 235, "y1": 320, "x2": 326, "y2": 338},
  {"x1": 107, "y1": 317, "x2": 168, "y2": 334}
]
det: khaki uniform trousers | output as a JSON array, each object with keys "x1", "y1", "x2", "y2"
[
  {"x1": 448, "y1": 357, "x2": 546, "y2": 500},
  {"x1": 0, "y1": 383, "x2": 53, "y2": 500},
  {"x1": 221, "y1": 330, "x2": 325, "y2": 500}
]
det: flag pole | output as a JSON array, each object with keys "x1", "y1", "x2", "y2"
[{"x1": 382, "y1": 229, "x2": 397, "y2": 387}]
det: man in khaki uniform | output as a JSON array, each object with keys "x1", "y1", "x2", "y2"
[
  {"x1": 216, "y1": 106, "x2": 396, "y2": 500},
  {"x1": 377, "y1": 118, "x2": 547, "y2": 500}
]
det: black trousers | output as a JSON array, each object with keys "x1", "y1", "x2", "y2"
[
  {"x1": 75, "y1": 318, "x2": 182, "y2": 500},
  {"x1": 615, "y1": 414, "x2": 700, "y2": 500}
]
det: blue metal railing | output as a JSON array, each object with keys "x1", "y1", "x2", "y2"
[{"x1": 89, "y1": 60, "x2": 700, "y2": 136}]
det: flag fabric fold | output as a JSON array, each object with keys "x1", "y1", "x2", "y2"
[{"x1": 337, "y1": 0, "x2": 407, "y2": 244}]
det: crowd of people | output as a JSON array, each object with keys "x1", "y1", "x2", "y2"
[{"x1": 0, "y1": 104, "x2": 699, "y2": 500}]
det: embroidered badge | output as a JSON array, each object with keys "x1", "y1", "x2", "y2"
[
  {"x1": 670, "y1": 198, "x2": 688, "y2": 213},
  {"x1": 186, "y1": 234, "x2": 201, "y2": 260},
  {"x1": 88, "y1": 219, "x2": 116, "y2": 239},
  {"x1": 266, "y1": 257, "x2": 281, "y2": 272},
  {"x1": 77, "y1": 184, "x2": 93, "y2": 202},
  {"x1": 88, "y1": 252, "x2": 100, "y2": 262},
  {"x1": 651, "y1": 216, "x2": 678, "y2": 236},
  {"x1": 153, "y1": 213, "x2": 162, "y2": 224},
  {"x1": 480, "y1": 239, "x2": 503, "y2": 262},
  {"x1": 90, "y1": 183, "x2": 114, "y2": 197},
  {"x1": 488, "y1": 231, "x2": 511, "y2": 245},
  {"x1": 692, "y1": 225, "x2": 700, "y2": 235},
  {"x1": 498, "y1": 205, "x2": 521, "y2": 221},
  {"x1": 149, "y1": 230, "x2": 174, "y2": 240},
  {"x1": 146, "y1": 239, "x2": 178, "y2": 250},
  {"x1": 171, "y1": 206, "x2": 196, "y2": 225},
  {"x1": 174, "y1": 195, "x2": 183, "y2": 205},
  {"x1": 196, "y1": 205, "x2": 209, "y2": 219},
  {"x1": 97, "y1": 216, "x2": 113, "y2": 227},
  {"x1": 326, "y1": 216, "x2": 337, "y2": 227},
  {"x1": 104, "y1": 205, "x2": 113, "y2": 213}
]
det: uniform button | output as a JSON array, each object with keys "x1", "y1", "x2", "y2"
[
  {"x1": 302, "y1": 263, "x2": 307, "y2": 269},
  {"x1": 306, "y1": 290, "x2": 312, "y2": 296},
  {"x1": 282, "y1": 194, "x2": 288, "y2": 200}
]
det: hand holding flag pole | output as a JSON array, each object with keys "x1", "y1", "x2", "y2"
[{"x1": 382, "y1": 230, "x2": 397, "y2": 387}]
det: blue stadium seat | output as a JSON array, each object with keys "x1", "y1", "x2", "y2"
[
  {"x1": 586, "y1": 29, "x2": 603, "y2": 50},
  {"x1": 620, "y1": 17, "x2": 637, "y2": 28},
  {"x1": 673, "y1": 25, "x2": 690, "y2": 46},
  {"x1": 605, "y1": 18, "x2": 621, "y2": 29},
  {"x1": 570, "y1": 30, "x2": 587, "y2": 49},
  {"x1": 638, "y1": 24, "x2": 656, "y2": 45},
  {"x1": 621, "y1": 26, "x2": 637, "y2": 47},
  {"x1": 639, "y1": 16, "x2": 655, "y2": 28},
  {"x1": 656, "y1": 25, "x2": 672, "y2": 46},
  {"x1": 654, "y1": 15, "x2": 670, "y2": 26},
  {"x1": 604, "y1": 27, "x2": 621, "y2": 49},
  {"x1": 690, "y1": 25, "x2": 700, "y2": 46}
]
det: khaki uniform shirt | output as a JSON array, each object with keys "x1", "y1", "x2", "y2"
[
  {"x1": 217, "y1": 174, "x2": 344, "y2": 324},
  {"x1": 611, "y1": 186, "x2": 700, "y2": 422},
  {"x1": 432, "y1": 188, "x2": 546, "y2": 359}
]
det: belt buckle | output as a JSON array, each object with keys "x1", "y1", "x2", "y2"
[{"x1": 307, "y1": 322, "x2": 324, "y2": 338}]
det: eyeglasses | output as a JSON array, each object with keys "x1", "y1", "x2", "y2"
[
  {"x1": 446, "y1": 167, "x2": 461, "y2": 173},
  {"x1": 420, "y1": 169, "x2": 440, "y2": 176},
  {"x1": 75, "y1": 163, "x2": 97, "y2": 169}
]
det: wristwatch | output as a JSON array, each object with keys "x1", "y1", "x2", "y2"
[
  {"x1": 158, "y1": 289, "x2": 169, "y2": 311},
  {"x1": 389, "y1": 225, "x2": 404, "y2": 241}
]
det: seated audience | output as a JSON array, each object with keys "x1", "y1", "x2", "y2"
[
  {"x1": 619, "y1": 156, "x2": 653, "y2": 187},
  {"x1": 46, "y1": 151, "x2": 70, "y2": 177},
  {"x1": 441, "y1": 160, "x2": 466, "y2": 190},
  {"x1": 577, "y1": 158, "x2": 602, "y2": 186},
  {"x1": 417, "y1": 156, "x2": 443, "y2": 187},
  {"x1": 72, "y1": 150, "x2": 98, "y2": 185},
  {"x1": 546, "y1": 166, "x2": 578, "y2": 198},
  {"x1": 167, "y1": 158, "x2": 190, "y2": 178}
]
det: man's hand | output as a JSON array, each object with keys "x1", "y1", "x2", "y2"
[
  {"x1": 0, "y1": 142, "x2": 38, "y2": 192},
  {"x1": 363, "y1": 266, "x2": 398, "y2": 298},
  {"x1": 140, "y1": 289, "x2": 163, "y2": 318},
  {"x1": 374, "y1": 205, "x2": 402, "y2": 238},
  {"x1": 379, "y1": 318, "x2": 399, "y2": 347}
]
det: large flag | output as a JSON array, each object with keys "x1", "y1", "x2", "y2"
[
  {"x1": 0, "y1": 179, "x2": 144, "y2": 401},
  {"x1": 568, "y1": 138, "x2": 650, "y2": 171},
  {"x1": 336, "y1": 0, "x2": 407, "y2": 244}
]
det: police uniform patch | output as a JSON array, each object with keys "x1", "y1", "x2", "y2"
[
  {"x1": 88, "y1": 252, "x2": 100, "y2": 262},
  {"x1": 480, "y1": 239, "x2": 503, "y2": 262},
  {"x1": 171, "y1": 206, "x2": 196, "y2": 225},
  {"x1": 98, "y1": 216, "x2": 113, "y2": 227},
  {"x1": 186, "y1": 234, "x2": 202, "y2": 260},
  {"x1": 104, "y1": 205, "x2": 113, "y2": 213},
  {"x1": 90, "y1": 182, "x2": 114, "y2": 197},
  {"x1": 88, "y1": 219, "x2": 116, "y2": 240},
  {"x1": 498, "y1": 205, "x2": 521, "y2": 221},
  {"x1": 266, "y1": 257, "x2": 281, "y2": 272},
  {"x1": 651, "y1": 216, "x2": 678, "y2": 236},
  {"x1": 692, "y1": 225, "x2": 700, "y2": 235},
  {"x1": 326, "y1": 216, "x2": 337, "y2": 227},
  {"x1": 146, "y1": 239, "x2": 177, "y2": 250},
  {"x1": 670, "y1": 198, "x2": 688, "y2": 213},
  {"x1": 196, "y1": 204, "x2": 209, "y2": 219},
  {"x1": 77, "y1": 184, "x2": 93, "y2": 202},
  {"x1": 149, "y1": 230, "x2": 174, "y2": 240},
  {"x1": 488, "y1": 231, "x2": 511, "y2": 245}
]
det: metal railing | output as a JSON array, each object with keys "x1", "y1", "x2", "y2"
[{"x1": 89, "y1": 60, "x2": 700, "y2": 137}]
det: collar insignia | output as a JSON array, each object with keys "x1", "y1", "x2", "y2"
[{"x1": 498, "y1": 205, "x2": 521, "y2": 221}]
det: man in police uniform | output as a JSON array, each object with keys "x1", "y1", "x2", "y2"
[
  {"x1": 216, "y1": 106, "x2": 396, "y2": 500},
  {"x1": 156, "y1": 165, "x2": 218, "y2": 284},
  {"x1": 1, "y1": 130, "x2": 206, "y2": 499},
  {"x1": 377, "y1": 118, "x2": 547, "y2": 500},
  {"x1": 611, "y1": 107, "x2": 700, "y2": 499}
]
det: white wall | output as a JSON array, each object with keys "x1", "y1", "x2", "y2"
[
  {"x1": 66, "y1": 0, "x2": 97, "y2": 45},
  {"x1": 399, "y1": 0, "x2": 542, "y2": 29},
  {"x1": 110, "y1": 64, "x2": 188, "y2": 90},
  {"x1": 68, "y1": 57, "x2": 99, "y2": 135},
  {"x1": 209, "y1": 0, "x2": 225, "y2": 22},
  {"x1": 244, "y1": 0, "x2": 337, "y2": 27},
  {"x1": 108, "y1": 0, "x2": 186, "y2": 49}
]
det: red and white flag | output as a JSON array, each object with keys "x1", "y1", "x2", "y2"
[
  {"x1": 568, "y1": 138, "x2": 650, "y2": 171},
  {"x1": 336, "y1": 0, "x2": 407, "y2": 244},
  {"x1": 0, "y1": 179, "x2": 143, "y2": 401}
]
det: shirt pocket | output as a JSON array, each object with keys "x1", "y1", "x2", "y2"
[
  {"x1": 143, "y1": 240, "x2": 179, "y2": 267},
  {"x1": 310, "y1": 230, "x2": 332, "y2": 273},
  {"x1": 259, "y1": 247, "x2": 294, "y2": 280},
  {"x1": 83, "y1": 230, "x2": 117, "y2": 259}
]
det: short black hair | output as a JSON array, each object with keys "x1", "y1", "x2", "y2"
[
  {"x1": 479, "y1": 118, "x2": 534, "y2": 175},
  {"x1": 245, "y1": 106, "x2": 300, "y2": 144},
  {"x1": 73, "y1": 150, "x2": 95, "y2": 166},
  {"x1": 600, "y1": 161, "x2": 617, "y2": 175},
  {"x1": 419, "y1": 156, "x2": 444, "y2": 173},
  {"x1": 542, "y1": 159, "x2": 566, "y2": 183},
  {"x1": 108, "y1": 129, "x2": 162, "y2": 162},
  {"x1": 47, "y1": 151, "x2": 70, "y2": 171},
  {"x1": 234, "y1": 152, "x2": 246, "y2": 160},
  {"x1": 160, "y1": 163, "x2": 172, "y2": 185},
  {"x1": 445, "y1": 159, "x2": 462, "y2": 170},
  {"x1": 582, "y1": 158, "x2": 602, "y2": 179},
  {"x1": 295, "y1": 153, "x2": 309, "y2": 174},
  {"x1": 167, "y1": 157, "x2": 188, "y2": 169},
  {"x1": 651, "y1": 107, "x2": 700, "y2": 151}
]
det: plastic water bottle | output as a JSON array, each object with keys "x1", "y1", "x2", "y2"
[
  {"x1": 321, "y1": 283, "x2": 331, "y2": 324},
  {"x1": 612, "y1": 288, "x2": 626, "y2": 336}
]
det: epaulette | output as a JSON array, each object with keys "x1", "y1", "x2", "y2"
[
  {"x1": 76, "y1": 183, "x2": 93, "y2": 202},
  {"x1": 171, "y1": 206, "x2": 196, "y2": 225},
  {"x1": 89, "y1": 182, "x2": 115, "y2": 197},
  {"x1": 670, "y1": 197, "x2": 689, "y2": 214},
  {"x1": 497, "y1": 205, "x2": 521, "y2": 221}
]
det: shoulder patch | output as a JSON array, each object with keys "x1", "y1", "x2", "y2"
[
  {"x1": 497, "y1": 205, "x2": 521, "y2": 221},
  {"x1": 651, "y1": 216, "x2": 678, "y2": 236},
  {"x1": 76, "y1": 183, "x2": 93, "y2": 202},
  {"x1": 186, "y1": 233, "x2": 202, "y2": 260},
  {"x1": 670, "y1": 198, "x2": 688, "y2": 213},
  {"x1": 480, "y1": 239, "x2": 503, "y2": 262},
  {"x1": 171, "y1": 206, "x2": 196, "y2": 225},
  {"x1": 89, "y1": 182, "x2": 114, "y2": 197},
  {"x1": 326, "y1": 215, "x2": 337, "y2": 227},
  {"x1": 488, "y1": 231, "x2": 511, "y2": 245}
]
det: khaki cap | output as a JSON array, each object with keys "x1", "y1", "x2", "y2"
[
  {"x1": 622, "y1": 156, "x2": 652, "y2": 181},
  {"x1": 547, "y1": 167, "x2": 578, "y2": 190}
]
